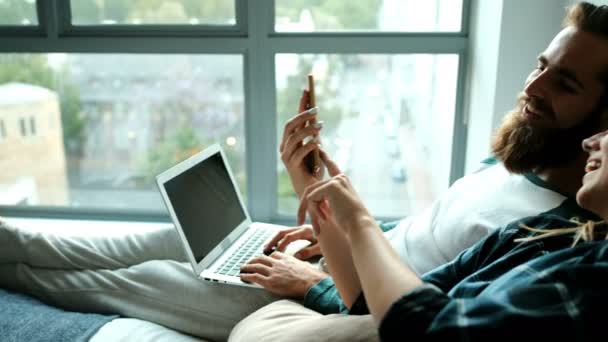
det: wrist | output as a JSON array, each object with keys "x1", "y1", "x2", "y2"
[
  {"x1": 345, "y1": 211, "x2": 376, "y2": 233},
  {"x1": 300, "y1": 270, "x2": 328, "y2": 298},
  {"x1": 293, "y1": 178, "x2": 317, "y2": 200}
]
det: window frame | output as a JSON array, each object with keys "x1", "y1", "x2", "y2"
[{"x1": 0, "y1": 0, "x2": 471, "y2": 224}]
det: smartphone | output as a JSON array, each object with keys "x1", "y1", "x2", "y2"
[{"x1": 304, "y1": 74, "x2": 321, "y2": 174}]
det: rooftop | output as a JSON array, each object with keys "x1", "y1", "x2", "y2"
[{"x1": 0, "y1": 82, "x2": 57, "y2": 106}]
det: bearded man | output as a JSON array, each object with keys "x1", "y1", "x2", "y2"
[
  {"x1": 230, "y1": 3, "x2": 608, "y2": 340},
  {"x1": 240, "y1": 0, "x2": 608, "y2": 319}
]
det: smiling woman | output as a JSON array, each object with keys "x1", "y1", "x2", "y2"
[{"x1": 577, "y1": 130, "x2": 608, "y2": 219}]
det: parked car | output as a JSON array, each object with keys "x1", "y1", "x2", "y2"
[
  {"x1": 386, "y1": 137, "x2": 400, "y2": 158},
  {"x1": 391, "y1": 162, "x2": 407, "y2": 183}
]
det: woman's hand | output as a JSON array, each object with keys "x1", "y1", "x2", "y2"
[
  {"x1": 297, "y1": 150, "x2": 374, "y2": 237},
  {"x1": 280, "y1": 90, "x2": 325, "y2": 198},
  {"x1": 263, "y1": 225, "x2": 322, "y2": 260}
]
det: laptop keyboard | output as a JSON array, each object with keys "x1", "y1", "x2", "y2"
[{"x1": 216, "y1": 228, "x2": 274, "y2": 277}]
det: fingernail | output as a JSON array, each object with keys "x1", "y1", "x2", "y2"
[
  {"x1": 313, "y1": 121, "x2": 323, "y2": 129},
  {"x1": 313, "y1": 136, "x2": 321, "y2": 143},
  {"x1": 304, "y1": 107, "x2": 318, "y2": 115}
]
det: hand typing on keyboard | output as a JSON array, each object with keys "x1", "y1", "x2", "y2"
[{"x1": 240, "y1": 251, "x2": 328, "y2": 299}]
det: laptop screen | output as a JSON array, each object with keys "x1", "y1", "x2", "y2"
[{"x1": 164, "y1": 152, "x2": 247, "y2": 263}]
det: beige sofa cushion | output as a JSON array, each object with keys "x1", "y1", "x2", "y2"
[{"x1": 229, "y1": 300, "x2": 379, "y2": 342}]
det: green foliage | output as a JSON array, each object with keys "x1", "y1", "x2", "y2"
[
  {"x1": 0, "y1": 55, "x2": 54, "y2": 87},
  {"x1": 0, "y1": 55, "x2": 86, "y2": 154},
  {"x1": 278, "y1": 169, "x2": 295, "y2": 198},
  {"x1": 139, "y1": 125, "x2": 203, "y2": 183},
  {"x1": 0, "y1": 0, "x2": 37, "y2": 25}
]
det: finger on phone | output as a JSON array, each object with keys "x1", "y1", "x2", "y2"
[
  {"x1": 289, "y1": 139, "x2": 320, "y2": 167},
  {"x1": 319, "y1": 148, "x2": 341, "y2": 177},
  {"x1": 285, "y1": 123, "x2": 321, "y2": 150},
  {"x1": 298, "y1": 179, "x2": 330, "y2": 225},
  {"x1": 282, "y1": 107, "x2": 318, "y2": 147},
  {"x1": 298, "y1": 90, "x2": 310, "y2": 114}
]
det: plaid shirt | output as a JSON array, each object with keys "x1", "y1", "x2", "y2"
[{"x1": 376, "y1": 213, "x2": 608, "y2": 341}]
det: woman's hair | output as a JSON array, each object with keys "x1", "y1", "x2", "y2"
[{"x1": 514, "y1": 219, "x2": 607, "y2": 247}]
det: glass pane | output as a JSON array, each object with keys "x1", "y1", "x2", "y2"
[
  {"x1": 276, "y1": 54, "x2": 459, "y2": 217},
  {"x1": 0, "y1": 0, "x2": 38, "y2": 25},
  {"x1": 0, "y1": 54, "x2": 245, "y2": 211},
  {"x1": 71, "y1": 0, "x2": 236, "y2": 26},
  {"x1": 276, "y1": 0, "x2": 462, "y2": 32}
]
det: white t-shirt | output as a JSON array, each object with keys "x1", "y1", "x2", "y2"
[{"x1": 385, "y1": 162, "x2": 568, "y2": 275}]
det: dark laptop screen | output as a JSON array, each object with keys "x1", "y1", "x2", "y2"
[{"x1": 164, "y1": 152, "x2": 247, "y2": 263}]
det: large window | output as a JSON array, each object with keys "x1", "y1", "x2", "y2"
[
  {"x1": 276, "y1": 54, "x2": 458, "y2": 216},
  {"x1": 0, "y1": 0, "x2": 469, "y2": 222},
  {"x1": 0, "y1": 54, "x2": 245, "y2": 210}
]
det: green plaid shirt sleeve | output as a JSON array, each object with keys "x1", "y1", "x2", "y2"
[{"x1": 379, "y1": 217, "x2": 608, "y2": 341}]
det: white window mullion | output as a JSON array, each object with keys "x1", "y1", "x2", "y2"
[
  {"x1": 449, "y1": 50, "x2": 469, "y2": 185},
  {"x1": 244, "y1": 0, "x2": 278, "y2": 222}
]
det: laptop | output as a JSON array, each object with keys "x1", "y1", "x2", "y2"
[{"x1": 156, "y1": 143, "x2": 286, "y2": 287}]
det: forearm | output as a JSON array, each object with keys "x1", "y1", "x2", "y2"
[
  {"x1": 317, "y1": 223, "x2": 361, "y2": 308},
  {"x1": 348, "y1": 216, "x2": 423, "y2": 323}
]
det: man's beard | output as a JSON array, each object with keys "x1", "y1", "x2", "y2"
[{"x1": 491, "y1": 94, "x2": 603, "y2": 174}]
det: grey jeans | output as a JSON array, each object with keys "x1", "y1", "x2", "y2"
[{"x1": 0, "y1": 219, "x2": 278, "y2": 341}]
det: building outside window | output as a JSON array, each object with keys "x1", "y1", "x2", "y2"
[
  {"x1": 0, "y1": 0, "x2": 469, "y2": 223},
  {"x1": 29, "y1": 116, "x2": 36, "y2": 135}
]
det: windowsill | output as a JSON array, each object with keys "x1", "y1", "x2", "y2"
[{"x1": 2, "y1": 216, "x2": 173, "y2": 236}]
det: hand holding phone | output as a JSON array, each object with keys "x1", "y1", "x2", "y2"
[{"x1": 304, "y1": 74, "x2": 321, "y2": 175}]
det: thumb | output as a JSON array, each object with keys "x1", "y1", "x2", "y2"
[
  {"x1": 319, "y1": 148, "x2": 342, "y2": 177},
  {"x1": 294, "y1": 245, "x2": 321, "y2": 260}
]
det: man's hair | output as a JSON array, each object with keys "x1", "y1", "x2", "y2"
[
  {"x1": 565, "y1": 2, "x2": 608, "y2": 87},
  {"x1": 510, "y1": 3, "x2": 608, "y2": 245},
  {"x1": 564, "y1": 2, "x2": 608, "y2": 36}
]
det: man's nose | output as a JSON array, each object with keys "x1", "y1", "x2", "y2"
[{"x1": 523, "y1": 71, "x2": 549, "y2": 99}]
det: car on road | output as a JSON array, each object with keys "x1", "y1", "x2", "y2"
[{"x1": 391, "y1": 162, "x2": 407, "y2": 183}]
